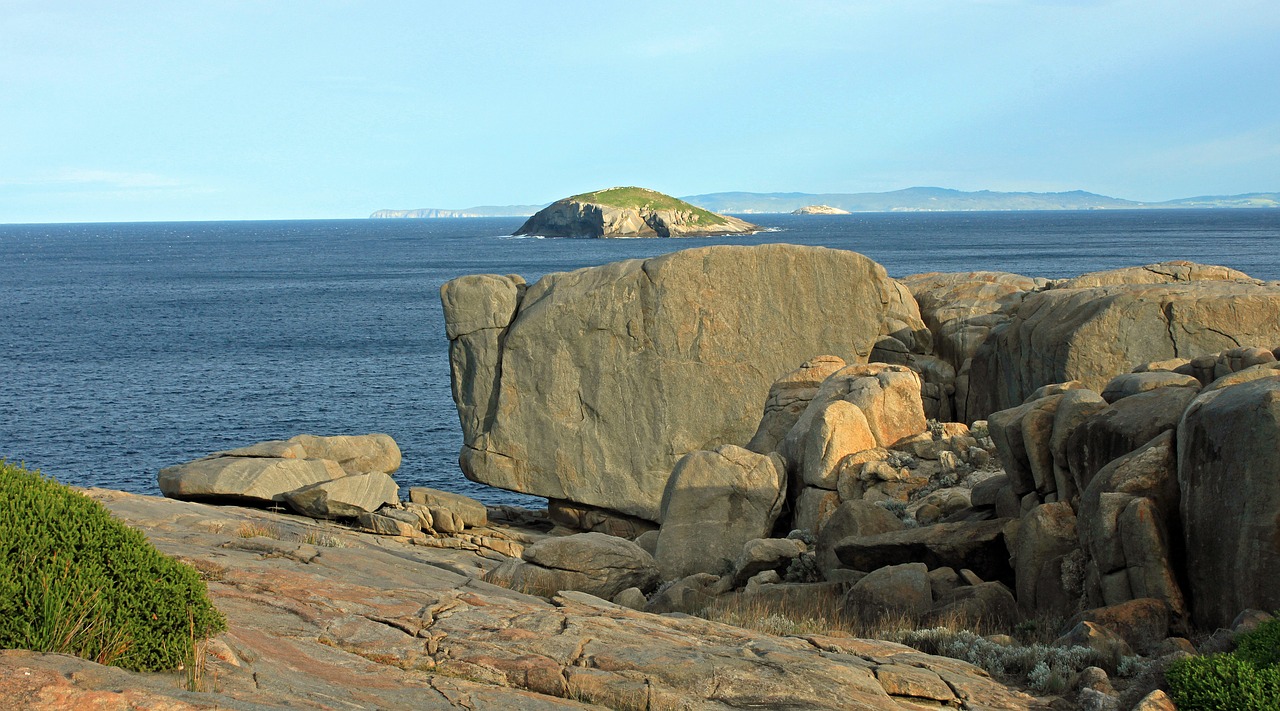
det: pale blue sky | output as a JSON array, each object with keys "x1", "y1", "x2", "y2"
[{"x1": 2, "y1": 0, "x2": 1277, "y2": 223}]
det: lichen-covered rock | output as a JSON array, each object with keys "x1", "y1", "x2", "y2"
[{"x1": 444, "y1": 245, "x2": 925, "y2": 521}]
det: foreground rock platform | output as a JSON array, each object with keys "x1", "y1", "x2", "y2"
[{"x1": 6, "y1": 489, "x2": 1049, "y2": 710}]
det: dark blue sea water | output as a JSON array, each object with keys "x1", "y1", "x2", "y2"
[{"x1": 1, "y1": 210, "x2": 1277, "y2": 506}]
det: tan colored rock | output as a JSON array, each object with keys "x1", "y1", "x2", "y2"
[
  {"x1": 1100, "y1": 371, "x2": 1200, "y2": 403},
  {"x1": 844, "y1": 562, "x2": 933, "y2": 621},
  {"x1": 159, "y1": 456, "x2": 346, "y2": 504},
  {"x1": 358, "y1": 510, "x2": 422, "y2": 537},
  {"x1": 746, "y1": 355, "x2": 847, "y2": 454},
  {"x1": 644, "y1": 573, "x2": 723, "y2": 614},
  {"x1": 1214, "y1": 345, "x2": 1277, "y2": 378},
  {"x1": 1066, "y1": 386, "x2": 1197, "y2": 493},
  {"x1": 654, "y1": 445, "x2": 786, "y2": 579},
  {"x1": 793, "y1": 486, "x2": 841, "y2": 534},
  {"x1": 1178, "y1": 375, "x2": 1280, "y2": 628},
  {"x1": 965, "y1": 276, "x2": 1280, "y2": 419},
  {"x1": 796, "y1": 399, "x2": 877, "y2": 489},
  {"x1": 731, "y1": 538, "x2": 807, "y2": 587},
  {"x1": 446, "y1": 244, "x2": 925, "y2": 521},
  {"x1": 494, "y1": 532, "x2": 661, "y2": 600},
  {"x1": 1131, "y1": 689, "x2": 1177, "y2": 711},
  {"x1": 283, "y1": 471, "x2": 399, "y2": 519},
  {"x1": 874, "y1": 663, "x2": 956, "y2": 703},
  {"x1": 410, "y1": 487, "x2": 488, "y2": 528},
  {"x1": 1048, "y1": 389, "x2": 1108, "y2": 502},
  {"x1": 1119, "y1": 498, "x2": 1186, "y2": 616},
  {"x1": 901, "y1": 271, "x2": 1038, "y2": 384},
  {"x1": 73, "y1": 488, "x2": 1042, "y2": 710},
  {"x1": 1056, "y1": 260, "x2": 1256, "y2": 289},
  {"x1": 429, "y1": 506, "x2": 464, "y2": 534},
  {"x1": 1015, "y1": 503, "x2": 1078, "y2": 615},
  {"x1": 1200, "y1": 359, "x2": 1280, "y2": 393},
  {"x1": 1069, "y1": 599, "x2": 1171, "y2": 656},
  {"x1": 1054, "y1": 621, "x2": 1133, "y2": 667},
  {"x1": 988, "y1": 394, "x2": 1063, "y2": 497},
  {"x1": 546, "y1": 499, "x2": 654, "y2": 539},
  {"x1": 287, "y1": 434, "x2": 402, "y2": 476},
  {"x1": 815, "y1": 500, "x2": 904, "y2": 579}
]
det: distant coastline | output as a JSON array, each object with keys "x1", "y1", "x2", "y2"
[{"x1": 372, "y1": 187, "x2": 1279, "y2": 218}]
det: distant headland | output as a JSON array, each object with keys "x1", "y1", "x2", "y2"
[{"x1": 371, "y1": 186, "x2": 1279, "y2": 218}]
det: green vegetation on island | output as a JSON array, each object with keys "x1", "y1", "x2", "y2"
[
  {"x1": 567, "y1": 187, "x2": 731, "y2": 226},
  {"x1": 0, "y1": 461, "x2": 225, "y2": 672}
]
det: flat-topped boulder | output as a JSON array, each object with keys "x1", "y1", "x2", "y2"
[
  {"x1": 158, "y1": 433, "x2": 401, "y2": 506},
  {"x1": 443, "y1": 244, "x2": 927, "y2": 521},
  {"x1": 514, "y1": 186, "x2": 757, "y2": 238}
]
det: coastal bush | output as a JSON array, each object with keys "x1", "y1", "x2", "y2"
[
  {"x1": 900, "y1": 627, "x2": 1108, "y2": 693},
  {"x1": 1167, "y1": 616, "x2": 1280, "y2": 710},
  {"x1": 0, "y1": 461, "x2": 225, "y2": 671}
]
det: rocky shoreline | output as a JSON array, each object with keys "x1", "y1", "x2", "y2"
[{"x1": 12, "y1": 247, "x2": 1278, "y2": 709}]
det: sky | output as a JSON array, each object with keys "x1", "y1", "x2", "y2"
[{"x1": 2, "y1": 0, "x2": 1278, "y2": 223}]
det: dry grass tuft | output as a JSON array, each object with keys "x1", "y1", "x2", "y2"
[{"x1": 236, "y1": 521, "x2": 282, "y2": 540}]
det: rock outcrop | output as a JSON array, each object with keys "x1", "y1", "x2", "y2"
[
  {"x1": 964, "y1": 276, "x2": 1280, "y2": 419},
  {"x1": 792, "y1": 204, "x2": 852, "y2": 215},
  {"x1": 158, "y1": 433, "x2": 401, "y2": 506},
  {"x1": 514, "y1": 186, "x2": 758, "y2": 238},
  {"x1": 443, "y1": 244, "x2": 927, "y2": 521},
  {"x1": 27, "y1": 488, "x2": 1042, "y2": 710}
]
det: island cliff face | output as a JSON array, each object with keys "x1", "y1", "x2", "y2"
[{"x1": 514, "y1": 186, "x2": 758, "y2": 238}]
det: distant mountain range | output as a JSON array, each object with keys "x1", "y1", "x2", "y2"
[{"x1": 370, "y1": 187, "x2": 1279, "y2": 218}]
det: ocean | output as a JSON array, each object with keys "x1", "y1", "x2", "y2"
[{"x1": 1, "y1": 209, "x2": 1277, "y2": 507}]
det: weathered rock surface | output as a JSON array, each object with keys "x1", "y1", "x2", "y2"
[
  {"x1": 514, "y1": 187, "x2": 758, "y2": 238},
  {"x1": 283, "y1": 471, "x2": 399, "y2": 518},
  {"x1": 965, "y1": 275, "x2": 1280, "y2": 420},
  {"x1": 159, "y1": 434, "x2": 402, "y2": 506},
  {"x1": 491, "y1": 532, "x2": 660, "y2": 600},
  {"x1": 746, "y1": 355, "x2": 848, "y2": 454},
  {"x1": 654, "y1": 445, "x2": 787, "y2": 579},
  {"x1": 158, "y1": 456, "x2": 347, "y2": 504},
  {"x1": 409, "y1": 486, "x2": 488, "y2": 528},
  {"x1": 1054, "y1": 260, "x2": 1256, "y2": 289},
  {"x1": 1178, "y1": 375, "x2": 1280, "y2": 628},
  {"x1": 446, "y1": 244, "x2": 924, "y2": 521},
  {"x1": 29, "y1": 489, "x2": 1044, "y2": 710}
]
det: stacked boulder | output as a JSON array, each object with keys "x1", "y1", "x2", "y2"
[
  {"x1": 159, "y1": 434, "x2": 512, "y2": 554},
  {"x1": 159, "y1": 434, "x2": 402, "y2": 516}
]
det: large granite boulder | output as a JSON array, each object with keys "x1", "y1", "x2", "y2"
[
  {"x1": 1066, "y1": 387, "x2": 1198, "y2": 493},
  {"x1": 444, "y1": 244, "x2": 925, "y2": 521},
  {"x1": 654, "y1": 445, "x2": 787, "y2": 580},
  {"x1": 1178, "y1": 375, "x2": 1280, "y2": 628},
  {"x1": 1054, "y1": 261, "x2": 1256, "y2": 289},
  {"x1": 408, "y1": 486, "x2": 488, "y2": 528},
  {"x1": 964, "y1": 274, "x2": 1280, "y2": 420}
]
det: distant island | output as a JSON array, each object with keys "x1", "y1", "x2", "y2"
[
  {"x1": 513, "y1": 187, "x2": 758, "y2": 238},
  {"x1": 792, "y1": 204, "x2": 852, "y2": 215},
  {"x1": 372, "y1": 187, "x2": 1279, "y2": 218}
]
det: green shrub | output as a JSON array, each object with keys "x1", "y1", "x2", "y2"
[
  {"x1": 1235, "y1": 617, "x2": 1280, "y2": 668},
  {"x1": 0, "y1": 461, "x2": 225, "y2": 671},
  {"x1": 1168, "y1": 616, "x2": 1280, "y2": 710},
  {"x1": 1167, "y1": 653, "x2": 1280, "y2": 710}
]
